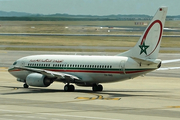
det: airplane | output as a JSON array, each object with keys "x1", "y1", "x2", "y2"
[{"x1": 8, "y1": 6, "x2": 168, "y2": 92}]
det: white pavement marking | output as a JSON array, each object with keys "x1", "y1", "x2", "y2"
[
  {"x1": 0, "y1": 109, "x2": 30, "y2": 113},
  {"x1": 0, "y1": 118, "x2": 14, "y2": 120},
  {"x1": 40, "y1": 113, "x2": 122, "y2": 120},
  {"x1": 0, "y1": 108, "x2": 122, "y2": 120}
]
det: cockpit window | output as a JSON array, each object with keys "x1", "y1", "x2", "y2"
[{"x1": 13, "y1": 61, "x2": 17, "y2": 65}]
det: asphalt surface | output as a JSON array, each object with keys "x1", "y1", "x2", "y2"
[
  {"x1": 1, "y1": 45, "x2": 180, "y2": 53},
  {"x1": 0, "y1": 51, "x2": 180, "y2": 120},
  {"x1": 0, "y1": 33, "x2": 180, "y2": 37}
]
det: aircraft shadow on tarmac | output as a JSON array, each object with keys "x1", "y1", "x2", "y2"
[{"x1": 0, "y1": 86, "x2": 168, "y2": 98}]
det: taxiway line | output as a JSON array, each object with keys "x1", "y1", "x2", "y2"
[{"x1": 0, "y1": 33, "x2": 180, "y2": 37}]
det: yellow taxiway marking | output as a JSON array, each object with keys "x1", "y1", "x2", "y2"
[
  {"x1": 14, "y1": 88, "x2": 19, "y2": 90},
  {"x1": 0, "y1": 67, "x2": 8, "y2": 71},
  {"x1": 75, "y1": 94, "x2": 121, "y2": 100},
  {"x1": 167, "y1": 106, "x2": 180, "y2": 108},
  {"x1": 0, "y1": 67, "x2": 8, "y2": 69},
  {"x1": 0, "y1": 51, "x2": 7, "y2": 53}
]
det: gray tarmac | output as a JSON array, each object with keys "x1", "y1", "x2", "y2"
[
  {"x1": 1, "y1": 45, "x2": 180, "y2": 52},
  {"x1": 1, "y1": 50, "x2": 180, "y2": 120}
]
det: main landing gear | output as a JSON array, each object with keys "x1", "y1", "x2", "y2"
[
  {"x1": 63, "y1": 83, "x2": 103, "y2": 92},
  {"x1": 23, "y1": 83, "x2": 29, "y2": 88},
  {"x1": 92, "y1": 84, "x2": 103, "y2": 91},
  {"x1": 64, "y1": 84, "x2": 75, "y2": 92}
]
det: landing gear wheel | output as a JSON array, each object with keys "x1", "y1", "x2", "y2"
[
  {"x1": 92, "y1": 84, "x2": 103, "y2": 91},
  {"x1": 69, "y1": 85, "x2": 75, "y2": 91},
  {"x1": 23, "y1": 83, "x2": 29, "y2": 88},
  {"x1": 64, "y1": 85, "x2": 69, "y2": 91},
  {"x1": 64, "y1": 84, "x2": 75, "y2": 92},
  {"x1": 97, "y1": 84, "x2": 103, "y2": 91}
]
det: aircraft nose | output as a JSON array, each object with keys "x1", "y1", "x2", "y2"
[
  {"x1": 8, "y1": 61, "x2": 18, "y2": 72},
  {"x1": 8, "y1": 65, "x2": 14, "y2": 73}
]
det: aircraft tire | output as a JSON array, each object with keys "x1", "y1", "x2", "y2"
[
  {"x1": 97, "y1": 85, "x2": 103, "y2": 91},
  {"x1": 64, "y1": 85, "x2": 75, "y2": 92},
  {"x1": 92, "y1": 84, "x2": 103, "y2": 91},
  {"x1": 23, "y1": 83, "x2": 29, "y2": 88},
  {"x1": 64, "y1": 85, "x2": 69, "y2": 91}
]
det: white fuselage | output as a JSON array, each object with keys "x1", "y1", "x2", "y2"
[{"x1": 8, "y1": 55, "x2": 157, "y2": 84}]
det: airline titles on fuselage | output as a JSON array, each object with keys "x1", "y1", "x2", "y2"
[{"x1": 30, "y1": 59, "x2": 64, "y2": 63}]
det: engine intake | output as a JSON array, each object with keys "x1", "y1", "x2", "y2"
[{"x1": 26, "y1": 73, "x2": 53, "y2": 87}]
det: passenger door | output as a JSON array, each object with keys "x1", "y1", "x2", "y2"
[{"x1": 120, "y1": 60, "x2": 126, "y2": 74}]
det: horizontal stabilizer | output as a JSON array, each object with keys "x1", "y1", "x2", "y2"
[
  {"x1": 162, "y1": 59, "x2": 180, "y2": 64},
  {"x1": 131, "y1": 57, "x2": 161, "y2": 65},
  {"x1": 158, "y1": 67, "x2": 180, "y2": 70}
]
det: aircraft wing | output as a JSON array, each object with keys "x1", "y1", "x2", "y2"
[{"x1": 14, "y1": 66, "x2": 81, "y2": 83}]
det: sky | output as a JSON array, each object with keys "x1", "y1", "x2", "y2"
[{"x1": 0, "y1": 0, "x2": 179, "y2": 16}]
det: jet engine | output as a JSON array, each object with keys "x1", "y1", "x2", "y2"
[{"x1": 26, "y1": 73, "x2": 53, "y2": 87}]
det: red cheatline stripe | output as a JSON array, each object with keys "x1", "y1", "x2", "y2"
[
  {"x1": 49, "y1": 69, "x2": 151, "y2": 74},
  {"x1": 8, "y1": 69, "x2": 21, "y2": 72},
  {"x1": 9, "y1": 68, "x2": 153, "y2": 74},
  {"x1": 49, "y1": 69, "x2": 121, "y2": 73}
]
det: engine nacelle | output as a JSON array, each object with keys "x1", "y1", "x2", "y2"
[{"x1": 26, "y1": 73, "x2": 53, "y2": 87}]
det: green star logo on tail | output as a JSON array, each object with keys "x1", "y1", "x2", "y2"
[{"x1": 139, "y1": 42, "x2": 149, "y2": 55}]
